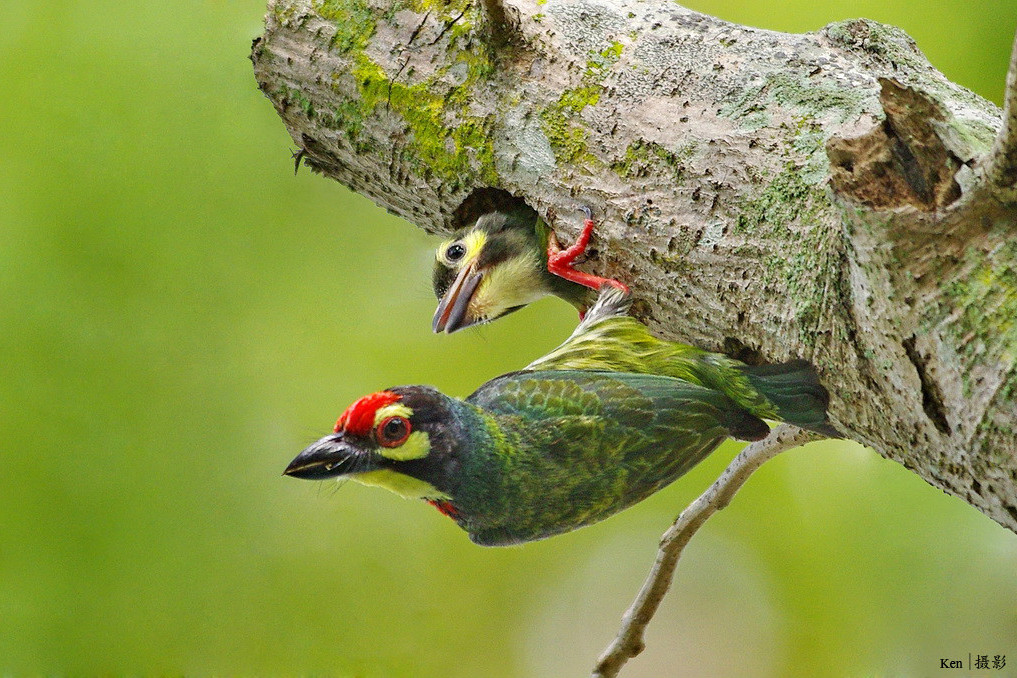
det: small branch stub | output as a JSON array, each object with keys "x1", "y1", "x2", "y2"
[{"x1": 984, "y1": 30, "x2": 1017, "y2": 192}]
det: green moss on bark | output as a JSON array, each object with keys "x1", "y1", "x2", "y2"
[
  {"x1": 315, "y1": 0, "x2": 376, "y2": 53},
  {"x1": 352, "y1": 55, "x2": 497, "y2": 187},
  {"x1": 306, "y1": 1, "x2": 498, "y2": 188},
  {"x1": 611, "y1": 140, "x2": 697, "y2": 182},
  {"x1": 736, "y1": 162, "x2": 838, "y2": 346},
  {"x1": 540, "y1": 42, "x2": 624, "y2": 166},
  {"x1": 720, "y1": 70, "x2": 869, "y2": 130},
  {"x1": 939, "y1": 240, "x2": 1017, "y2": 396}
]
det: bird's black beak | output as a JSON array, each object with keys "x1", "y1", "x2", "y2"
[
  {"x1": 284, "y1": 434, "x2": 371, "y2": 480},
  {"x1": 432, "y1": 259, "x2": 484, "y2": 334}
]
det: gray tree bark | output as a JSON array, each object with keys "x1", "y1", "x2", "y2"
[{"x1": 252, "y1": 0, "x2": 1017, "y2": 533}]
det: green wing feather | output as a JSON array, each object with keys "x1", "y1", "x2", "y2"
[
  {"x1": 458, "y1": 370, "x2": 767, "y2": 545},
  {"x1": 526, "y1": 287, "x2": 833, "y2": 433}
]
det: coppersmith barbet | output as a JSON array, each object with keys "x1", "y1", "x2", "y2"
[
  {"x1": 432, "y1": 205, "x2": 624, "y2": 333},
  {"x1": 285, "y1": 371, "x2": 772, "y2": 546},
  {"x1": 285, "y1": 290, "x2": 834, "y2": 546}
]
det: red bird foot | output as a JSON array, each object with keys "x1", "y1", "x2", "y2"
[{"x1": 547, "y1": 207, "x2": 630, "y2": 297}]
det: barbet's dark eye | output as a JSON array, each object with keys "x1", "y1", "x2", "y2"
[
  {"x1": 376, "y1": 416, "x2": 411, "y2": 448},
  {"x1": 446, "y1": 243, "x2": 466, "y2": 262}
]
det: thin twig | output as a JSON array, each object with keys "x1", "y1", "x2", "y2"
[
  {"x1": 291, "y1": 147, "x2": 306, "y2": 175},
  {"x1": 986, "y1": 29, "x2": 1017, "y2": 189},
  {"x1": 591, "y1": 424, "x2": 820, "y2": 678}
]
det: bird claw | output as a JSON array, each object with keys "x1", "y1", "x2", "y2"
[{"x1": 546, "y1": 208, "x2": 630, "y2": 293}]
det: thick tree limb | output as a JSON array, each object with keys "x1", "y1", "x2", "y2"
[
  {"x1": 591, "y1": 425, "x2": 817, "y2": 678},
  {"x1": 252, "y1": 1, "x2": 1017, "y2": 534}
]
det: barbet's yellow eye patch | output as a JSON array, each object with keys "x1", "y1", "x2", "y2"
[
  {"x1": 378, "y1": 431, "x2": 431, "y2": 461},
  {"x1": 371, "y1": 403, "x2": 431, "y2": 461},
  {"x1": 438, "y1": 230, "x2": 486, "y2": 268},
  {"x1": 373, "y1": 402, "x2": 413, "y2": 427}
]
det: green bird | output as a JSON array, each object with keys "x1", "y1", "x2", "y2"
[
  {"x1": 432, "y1": 205, "x2": 624, "y2": 333},
  {"x1": 285, "y1": 290, "x2": 834, "y2": 546},
  {"x1": 285, "y1": 369, "x2": 773, "y2": 546}
]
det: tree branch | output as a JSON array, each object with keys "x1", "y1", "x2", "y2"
[
  {"x1": 591, "y1": 425, "x2": 818, "y2": 678},
  {"x1": 252, "y1": 1, "x2": 1017, "y2": 533},
  {"x1": 984, "y1": 29, "x2": 1017, "y2": 191}
]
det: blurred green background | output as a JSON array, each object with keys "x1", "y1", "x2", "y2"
[{"x1": 2, "y1": 0, "x2": 1015, "y2": 675}]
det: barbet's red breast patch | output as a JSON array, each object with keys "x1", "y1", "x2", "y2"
[
  {"x1": 428, "y1": 499, "x2": 459, "y2": 519},
  {"x1": 335, "y1": 391, "x2": 401, "y2": 434}
]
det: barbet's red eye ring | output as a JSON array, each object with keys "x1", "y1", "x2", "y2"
[{"x1": 376, "y1": 416, "x2": 411, "y2": 448}]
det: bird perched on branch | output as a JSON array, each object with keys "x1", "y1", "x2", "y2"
[
  {"x1": 286, "y1": 289, "x2": 834, "y2": 546},
  {"x1": 432, "y1": 205, "x2": 626, "y2": 333}
]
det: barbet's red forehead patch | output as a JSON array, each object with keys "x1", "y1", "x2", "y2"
[{"x1": 335, "y1": 391, "x2": 401, "y2": 434}]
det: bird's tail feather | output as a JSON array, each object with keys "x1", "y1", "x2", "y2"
[{"x1": 739, "y1": 359, "x2": 839, "y2": 438}]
